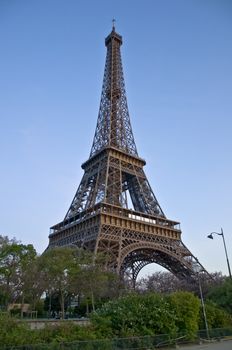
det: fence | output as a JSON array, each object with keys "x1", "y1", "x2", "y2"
[{"x1": 2, "y1": 328, "x2": 232, "y2": 350}]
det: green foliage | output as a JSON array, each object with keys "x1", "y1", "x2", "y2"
[
  {"x1": 0, "y1": 235, "x2": 38, "y2": 308},
  {"x1": 92, "y1": 293, "x2": 177, "y2": 337},
  {"x1": 0, "y1": 312, "x2": 35, "y2": 346},
  {"x1": 1, "y1": 236, "x2": 120, "y2": 319},
  {"x1": 1, "y1": 290, "x2": 231, "y2": 347},
  {"x1": 92, "y1": 292, "x2": 203, "y2": 340},
  {"x1": 169, "y1": 291, "x2": 200, "y2": 339},
  {"x1": 207, "y1": 278, "x2": 232, "y2": 314},
  {"x1": 37, "y1": 322, "x2": 97, "y2": 344},
  {"x1": 0, "y1": 312, "x2": 97, "y2": 346},
  {"x1": 38, "y1": 246, "x2": 83, "y2": 318},
  {"x1": 34, "y1": 299, "x2": 46, "y2": 317},
  {"x1": 199, "y1": 301, "x2": 232, "y2": 329},
  {"x1": 1, "y1": 235, "x2": 231, "y2": 347},
  {"x1": 71, "y1": 266, "x2": 119, "y2": 313}
]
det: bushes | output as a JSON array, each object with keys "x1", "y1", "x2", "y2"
[
  {"x1": 169, "y1": 291, "x2": 200, "y2": 338},
  {"x1": 92, "y1": 291, "x2": 231, "y2": 340},
  {"x1": 0, "y1": 313, "x2": 27, "y2": 345},
  {"x1": 1, "y1": 290, "x2": 232, "y2": 347},
  {"x1": 0, "y1": 313, "x2": 96, "y2": 347},
  {"x1": 199, "y1": 301, "x2": 232, "y2": 329},
  {"x1": 92, "y1": 292, "x2": 176, "y2": 337},
  {"x1": 92, "y1": 292, "x2": 200, "y2": 338},
  {"x1": 206, "y1": 278, "x2": 232, "y2": 314}
]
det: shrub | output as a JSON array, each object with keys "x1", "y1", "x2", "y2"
[
  {"x1": 0, "y1": 312, "x2": 38, "y2": 346},
  {"x1": 199, "y1": 301, "x2": 232, "y2": 329},
  {"x1": 207, "y1": 278, "x2": 232, "y2": 314},
  {"x1": 92, "y1": 293, "x2": 177, "y2": 337},
  {"x1": 168, "y1": 291, "x2": 200, "y2": 339},
  {"x1": 0, "y1": 313, "x2": 97, "y2": 346}
]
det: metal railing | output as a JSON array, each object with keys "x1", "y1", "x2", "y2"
[{"x1": 2, "y1": 328, "x2": 232, "y2": 350}]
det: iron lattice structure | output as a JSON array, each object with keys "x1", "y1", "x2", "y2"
[{"x1": 49, "y1": 27, "x2": 208, "y2": 284}]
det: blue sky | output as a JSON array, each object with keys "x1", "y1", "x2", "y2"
[{"x1": 0, "y1": 0, "x2": 231, "y2": 277}]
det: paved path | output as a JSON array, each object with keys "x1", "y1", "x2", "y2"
[{"x1": 179, "y1": 339, "x2": 232, "y2": 350}]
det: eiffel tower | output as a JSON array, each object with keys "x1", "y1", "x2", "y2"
[{"x1": 49, "y1": 25, "x2": 208, "y2": 284}]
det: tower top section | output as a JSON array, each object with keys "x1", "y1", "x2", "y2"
[
  {"x1": 90, "y1": 27, "x2": 138, "y2": 158},
  {"x1": 105, "y1": 25, "x2": 123, "y2": 47}
]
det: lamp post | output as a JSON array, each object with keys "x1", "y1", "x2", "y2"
[
  {"x1": 198, "y1": 274, "x2": 210, "y2": 339},
  {"x1": 207, "y1": 228, "x2": 232, "y2": 279},
  {"x1": 194, "y1": 260, "x2": 210, "y2": 339}
]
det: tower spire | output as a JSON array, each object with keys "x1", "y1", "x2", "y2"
[{"x1": 90, "y1": 27, "x2": 138, "y2": 157}]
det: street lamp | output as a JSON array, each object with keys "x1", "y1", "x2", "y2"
[
  {"x1": 194, "y1": 261, "x2": 210, "y2": 339},
  {"x1": 207, "y1": 228, "x2": 232, "y2": 279},
  {"x1": 198, "y1": 275, "x2": 210, "y2": 339}
]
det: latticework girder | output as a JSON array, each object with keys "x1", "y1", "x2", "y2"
[{"x1": 65, "y1": 148, "x2": 165, "y2": 219}]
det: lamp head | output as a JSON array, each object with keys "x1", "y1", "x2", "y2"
[{"x1": 207, "y1": 233, "x2": 214, "y2": 240}]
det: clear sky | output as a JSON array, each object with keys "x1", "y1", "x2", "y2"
[{"x1": 0, "y1": 0, "x2": 231, "y2": 277}]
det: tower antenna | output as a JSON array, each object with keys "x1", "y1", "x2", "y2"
[{"x1": 112, "y1": 18, "x2": 116, "y2": 30}]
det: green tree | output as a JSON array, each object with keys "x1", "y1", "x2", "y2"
[
  {"x1": 72, "y1": 264, "x2": 119, "y2": 314},
  {"x1": 38, "y1": 246, "x2": 84, "y2": 318},
  {"x1": 206, "y1": 278, "x2": 232, "y2": 314},
  {"x1": 20, "y1": 255, "x2": 45, "y2": 311},
  {"x1": 0, "y1": 235, "x2": 37, "y2": 310}
]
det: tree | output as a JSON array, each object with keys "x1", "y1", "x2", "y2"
[
  {"x1": 0, "y1": 235, "x2": 37, "y2": 310},
  {"x1": 137, "y1": 271, "x2": 182, "y2": 293},
  {"x1": 38, "y1": 246, "x2": 81, "y2": 319},
  {"x1": 137, "y1": 271, "x2": 225, "y2": 297},
  {"x1": 73, "y1": 264, "x2": 118, "y2": 313},
  {"x1": 20, "y1": 255, "x2": 45, "y2": 311},
  {"x1": 68, "y1": 251, "x2": 120, "y2": 314},
  {"x1": 206, "y1": 278, "x2": 232, "y2": 314}
]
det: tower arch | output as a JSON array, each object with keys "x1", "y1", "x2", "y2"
[{"x1": 119, "y1": 243, "x2": 198, "y2": 285}]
